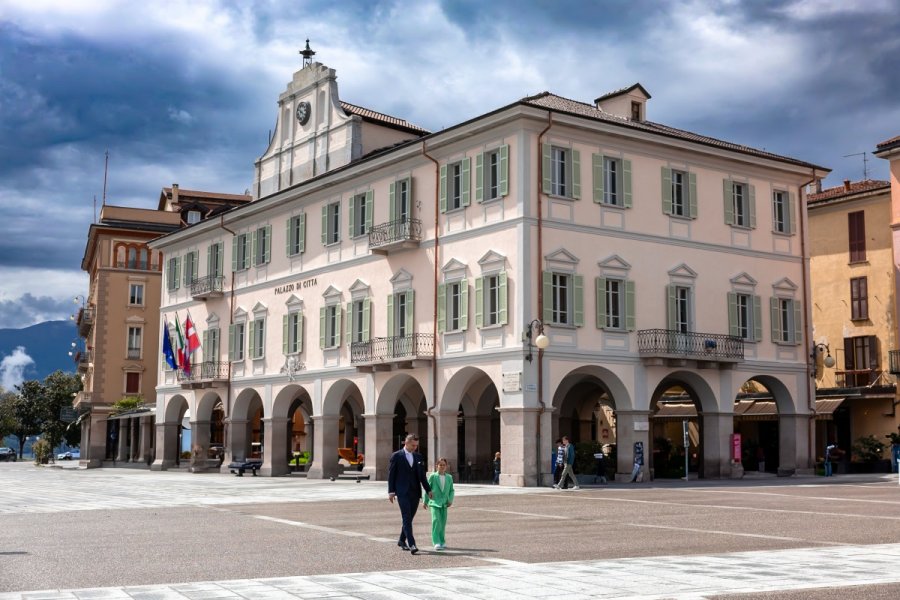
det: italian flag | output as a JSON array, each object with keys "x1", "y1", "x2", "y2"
[{"x1": 174, "y1": 315, "x2": 188, "y2": 374}]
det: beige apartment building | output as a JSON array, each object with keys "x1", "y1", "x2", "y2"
[
  {"x1": 75, "y1": 190, "x2": 250, "y2": 468},
  {"x1": 808, "y1": 179, "x2": 898, "y2": 465},
  {"x1": 151, "y1": 54, "x2": 829, "y2": 484}
]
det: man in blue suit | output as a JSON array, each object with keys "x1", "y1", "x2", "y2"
[{"x1": 388, "y1": 433, "x2": 432, "y2": 555}]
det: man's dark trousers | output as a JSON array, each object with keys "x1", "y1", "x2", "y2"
[{"x1": 388, "y1": 449, "x2": 431, "y2": 549}]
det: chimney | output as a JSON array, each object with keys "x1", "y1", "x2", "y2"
[
  {"x1": 172, "y1": 183, "x2": 179, "y2": 204},
  {"x1": 815, "y1": 178, "x2": 822, "y2": 193},
  {"x1": 843, "y1": 179, "x2": 851, "y2": 192}
]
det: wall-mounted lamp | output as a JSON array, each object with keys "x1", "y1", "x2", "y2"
[
  {"x1": 812, "y1": 342, "x2": 835, "y2": 378},
  {"x1": 524, "y1": 319, "x2": 550, "y2": 362}
]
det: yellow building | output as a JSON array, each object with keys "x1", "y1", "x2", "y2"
[{"x1": 808, "y1": 178, "x2": 898, "y2": 468}]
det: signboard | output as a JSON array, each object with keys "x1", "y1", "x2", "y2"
[
  {"x1": 731, "y1": 433, "x2": 742, "y2": 461},
  {"x1": 633, "y1": 421, "x2": 649, "y2": 432},
  {"x1": 524, "y1": 383, "x2": 537, "y2": 392},
  {"x1": 59, "y1": 407, "x2": 78, "y2": 423},
  {"x1": 502, "y1": 372, "x2": 522, "y2": 393}
]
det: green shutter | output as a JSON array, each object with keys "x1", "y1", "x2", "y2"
[
  {"x1": 216, "y1": 243, "x2": 223, "y2": 277},
  {"x1": 748, "y1": 185, "x2": 756, "y2": 229},
  {"x1": 461, "y1": 157, "x2": 471, "y2": 207},
  {"x1": 264, "y1": 226, "x2": 271, "y2": 263},
  {"x1": 297, "y1": 313, "x2": 304, "y2": 353},
  {"x1": 460, "y1": 279, "x2": 468, "y2": 330},
  {"x1": 596, "y1": 277, "x2": 607, "y2": 328},
  {"x1": 542, "y1": 271, "x2": 553, "y2": 324},
  {"x1": 753, "y1": 295, "x2": 762, "y2": 342},
  {"x1": 362, "y1": 298, "x2": 371, "y2": 341},
  {"x1": 202, "y1": 330, "x2": 208, "y2": 362},
  {"x1": 727, "y1": 292, "x2": 738, "y2": 337},
  {"x1": 285, "y1": 218, "x2": 292, "y2": 256},
  {"x1": 365, "y1": 191, "x2": 373, "y2": 233},
  {"x1": 319, "y1": 307, "x2": 326, "y2": 349},
  {"x1": 439, "y1": 165, "x2": 448, "y2": 213},
  {"x1": 387, "y1": 294, "x2": 394, "y2": 337},
  {"x1": 593, "y1": 154, "x2": 604, "y2": 204},
  {"x1": 283, "y1": 315, "x2": 289, "y2": 354},
  {"x1": 572, "y1": 150, "x2": 581, "y2": 199},
  {"x1": 389, "y1": 182, "x2": 397, "y2": 221},
  {"x1": 573, "y1": 274, "x2": 584, "y2": 327},
  {"x1": 723, "y1": 180, "x2": 734, "y2": 225},
  {"x1": 207, "y1": 245, "x2": 212, "y2": 277},
  {"x1": 475, "y1": 277, "x2": 484, "y2": 329},
  {"x1": 321, "y1": 205, "x2": 327, "y2": 244},
  {"x1": 541, "y1": 143, "x2": 551, "y2": 194},
  {"x1": 622, "y1": 159, "x2": 632, "y2": 208},
  {"x1": 298, "y1": 214, "x2": 306, "y2": 253},
  {"x1": 437, "y1": 283, "x2": 446, "y2": 333},
  {"x1": 792, "y1": 299, "x2": 802, "y2": 345},
  {"x1": 251, "y1": 229, "x2": 258, "y2": 266},
  {"x1": 228, "y1": 324, "x2": 235, "y2": 361},
  {"x1": 475, "y1": 152, "x2": 484, "y2": 203},
  {"x1": 346, "y1": 302, "x2": 352, "y2": 345},
  {"x1": 348, "y1": 197, "x2": 355, "y2": 238},
  {"x1": 248, "y1": 320, "x2": 256, "y2": 358},
  {"x1": 661, "y1": 167, "x2": 673, "y2": 214},
  {"x1": 405, "y1": 290, "x2": 415, "y2": 334},
  {"x1": 788, "y1": 192, "x2": 797, "y2": 234},
  {"x1": 231, "y1": 237, "x2": 238, "y2": 272},
  {"x1": 688, "y1": 173, "x2": 698, "y2": 218},
  {"x1": 625, "y1": 280, "x2": 636, "y2": 331},
  {"x1": 183, "y1": 253, "x2": 189, "y2": 285},
  {"x1": 667, "y1": 285, "x2": 677, "y2": 330},
  {"x1": 334, "y1": 305, "x2": 342, "y2": 347},
  {"x1": 770, "y1": 297, "x2": 780, "y2": 342},
  {"x1": 174, "y1": 256, "x2": 181, "y2": 289},
  {"x1": 498, "y1": 271, "x2": 508, "y2": 325},
  {"x1": 499, "y1": 144, "x2": 509, "y2": 197}
]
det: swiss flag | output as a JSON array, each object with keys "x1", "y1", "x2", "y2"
[{"x1": 184, "y1": 310, "x2": 201, "y2": 357}]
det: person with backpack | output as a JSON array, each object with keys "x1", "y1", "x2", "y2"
[{"x1": 553, "y1": 436, "x2": 580, "y2": 490}]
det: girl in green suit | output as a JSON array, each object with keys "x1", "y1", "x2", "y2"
[{"x1": 423, "y1": 457, "x2": 455, "y2": 550}]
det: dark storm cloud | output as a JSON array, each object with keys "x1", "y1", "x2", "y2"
[{"x1": 0, "y1": 294, "x2": 76, "y2": 329}]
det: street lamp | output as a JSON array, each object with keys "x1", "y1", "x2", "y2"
[
  {"x1": 524, "y1": 319, "x2": 550, "y2": 362},
  {"x1": 812, "y1": 342, "x2": 835, "y2": 378}
]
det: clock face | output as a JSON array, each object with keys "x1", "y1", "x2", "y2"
[{"x1": 296, "y1": 101, "x2": 311, "y2": 125}]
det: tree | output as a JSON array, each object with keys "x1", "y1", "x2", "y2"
[
  {"x1": 0, "y1": 389, "x2": 17, "y2": 441},
  {"x1": 10, "y1": 381, "x2": 44, "y2": 459},
  {"x1": 40, "y1": 371, "x2": 82, "y2": 452}
]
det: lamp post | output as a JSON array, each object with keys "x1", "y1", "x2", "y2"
[
  {"x1": 524, "y1": 319, "x2": 550, "y2": 362},
  {"x1": 812, "y1": 342, "x2": 836, "y2": 370}
]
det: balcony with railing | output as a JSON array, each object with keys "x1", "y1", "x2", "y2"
[
  {"x1": 73, "y1": 391, "x2": 92, "y2": 410},
  {"x1": 637, "y1": 329, "x2": 744, "y2": 366},
  {"x1": 368, "y1": 218, "x2": 422, "y2": 254},
  {"x1": 190, "y1": 275, "x2": 225, "y2": 300},
  {"x1": 74, "y1": 350, "x2": 93, "y2": 372},
  {"x1": 351, "y1": 333, "x2": 434, "y2": 370},
  {"x1": 114, "y1": 260, "x2": 161, "y2": 272},
  {"x1": 126, "y1": 348, "x2": 141, "y2": 360},
  {"x1": 890, "y1": 350, "x2": 900, "y2": 376},
  {"x1": 835, "y1": 369, "x2": 883, "y2": 388},
  {"x1": 76, "y1": 307, "x2": 95, "y2": 336},
  {"x1": 177, "y1": 361, "x2": 229, "y2": 388}
]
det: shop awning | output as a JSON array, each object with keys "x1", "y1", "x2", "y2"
[
  {"x1": 106, "y1": 408, "x2": 154, "y2": 421},
  {"x1": 654, "y1": 402, "x2": 697, "y2": 418},
  {"x1": 815, "y1": 397, "x2": 845, "y2": 420}
]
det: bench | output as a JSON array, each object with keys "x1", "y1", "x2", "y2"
[{"x1": 228, "y1": 459, "x2": 262, "y2": 476}]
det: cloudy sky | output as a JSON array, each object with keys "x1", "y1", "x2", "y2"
[{"x1": 1, "y1": 0, "x2": 898, "y2": 329}]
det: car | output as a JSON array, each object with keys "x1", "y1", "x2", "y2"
[
  {"x1": 57, "y1": 451, "x2": 79, "y2": 460},
  {"x1": 0, "y1": 447, "x2": 17, "y2": 462}
]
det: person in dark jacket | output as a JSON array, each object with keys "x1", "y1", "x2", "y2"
[{"x1": 388, "y1": 434, "x2": 433, "y2": 554}]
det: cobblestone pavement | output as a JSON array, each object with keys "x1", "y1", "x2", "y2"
[{"x1": 2, "y1": 542, "x2": 900, "y2": 599}]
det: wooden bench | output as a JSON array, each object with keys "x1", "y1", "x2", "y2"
[{"x1": 228, "y1": 459, "x2": 262, "y2": 476}]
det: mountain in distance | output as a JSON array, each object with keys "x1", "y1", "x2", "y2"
[{"x1": 0, "y1": 320, "x2": 78, "y2": 386}]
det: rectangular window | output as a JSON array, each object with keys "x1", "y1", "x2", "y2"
[
  {"x1": 778, "y1": 299, "x2": 793, "y2": 343},
  {"x1": 125, "y1": 372, "x2": 141, "y2": 394},
  {"x1": 209, "y1": 242, "x2": 223, "y2": 278},
  {"x1": 183, "y1": 251, "x2": 197, "y2": 285},
  {"x1": 848, "y1": 210, "x2": 866, "y2": 262},
  {"x1": 187, "y1": 210, "x2": 201, "y2": 225},
  {"x1": 396, "y1": 179, "x2": 410, "y2": 222},
  {"x1": 671, "y1": 170, "x2": 686, "y2": 216},
  {"x1": 551, "y1": 147, "x2": 568, "y2": 197},
  {"x1": 485, "y1": 149, "x2": 501, "y2": 201},
  {"x1": 605, "y1": 279, "x2": 623, "y2": 329},
  {"x1": 772, "y1": 190, "x2": 788, "y2": 233},
  {"x1": 235, "y1": 233, "x2": 250, "y2": 271},
  {"x1": 446, "y1": 281, "x2": 462, "y2": 331},
  {"x1": 204, "y1": 328, "x2": 220, "y2": 363},
  {"x1": 286, "y1": 312, "x2": 302, "y2": 354},
  {"x1": 231, "y1": 322, "x2": 245, "y2": 361},
  {"x1": 448, "y1": 161, "x2": 463, "y2": 210},
  {"x1": 127, "y1": 326, "x2": 142, "y2": 359},
  {"x1": 128, "y1": 283, "x2": 144, "y2": 306},
  {"x1": 351, "y1": 193, "x2": 368, "y2": 237},
  {"x1": 325, "y1": 305, "x2": 339, "y2": 347},
  {"x1": 395, "y1": 294, "x2": 408, "y2": 337},
  {"x1": 603, "y1": 157, "x2": 620, "y2": 206},
  {"x1": 845, "y1": 335, "x2": 879, "y2": 375},
  {"x1": 631, "y1": 101, "x2": 641, "y2": 121},
  {"x1": 250, "y1": 317, "x2": 265, "y2": 359},
  {"x1": 485, "y1": 274, "x2": 501, "y2": 327},
  {"x1": 675, "y1": 287, "x2": 691, "y2": 333},
  {"x1": 552, "y1": 273, "x2": 570, "y2": 325},
  {"x1": 735, "y1": 293, "x2": 752, "y2": 340},
  {"x1": 287, "y1": 214, "x2": 305, "y2": 256},
  {"x1": 351, "y1": 300, "x2": 365, "y2": 344},
  {"x1": 326, "y1": 202, "x2": 340, "y2": 245},
  {"x1": 732, "y1": 183, "x2": 748, "y2": 227},
  {"x1": 253, "y1": 226, "x2": 270, "y2": 266},
  {"x1": 850, "y1": 277, "x2": 868, "y2": 320},
  {"x1": 167, "y1": 257, "x2": 179, "y2": 291}
]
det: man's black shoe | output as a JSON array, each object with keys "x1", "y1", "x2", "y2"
[
  {"x1": 398, "y1": 542, "x2": 410, "y2": 551},
  {"x1": 409, "y1": 545, "x2": 419, "y2": 555}
]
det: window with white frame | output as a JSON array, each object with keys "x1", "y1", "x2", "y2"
[
  {"x1": 349, "y1": 192, "x2": 373, "y2": 237},
  {"x1": 348, "y1": 298, "x2": 370, "y2": 344},
  {"x1": 476, "y1": 272, "x2": 507, "y2": 328},
  {"x1": 543, "y1": 144, "x2": 580, "y2": 199},
  {"x1": 442, "y1": 160, "x2": 469, "y2": 212},
  {"x1": 666, "y1": 285, "x2": 692, "y2": 333},
  {"x1": 323, "y1": 201, "x2": 340, "y2": 245},
  {"x1": 203, "y1": 327, "x2": 220, "y2": 363},
  {"x1": 127, "y1": 326, "x2": 142, "y2": 359},
  {"x1": 772, "y1": 190, "x2": 793, "y2": 234},
  {"x1": 128, "y1": 283, "x2": 144, "y2": 306},
  {"x1": 287, "y1": 214, "x2": 306, "y2": 256},
  {"x1": 183, "y1": 251, "x2": 198, "y2": 285},
  {"x1": 321, "y1": 304, "x2": 341, "y2": 348},
  {"x1": 671, "y1": 170, "x2": 687, "y2": 216},
  {"x1": 167, "y1": 256, "x2": 180, "y2": 291},
  {"x1": 598, "y1": 278, "x2": 636, "y2": 331},
  {"x1": 248, "y1": 316, "x2": 266, "y2": 359},
  {"x1": 603, "y1": 157, "x2": 620, "y2": 205},
  {"x1": 551, "y1": 147, "x2": 568, "y2": 197},
  {"x1": 543, "y1": 271, "x2": 584, "y2": 327},
  {"x1": 187, "y1": 210, "x2": 201, "y2": 225},
  {"x1": 770, "y1": 297, "x2": 800, "y2": 344},
  {"x1": 725, "y1": 180, "x2": 755, "y2": 228},
  {"x1": 661, "y1": 167, "x2": 696, "y2": 218},
  {"x1": 208, "y1": 242, "x2": 224, "y2": 278},
  {"x1": 228, "y1": 322, "x2": 245, "y2": 361},
  {"x1": 284, "y1": 311, "x2": 303, "y2": 354},
  {"x1": 253, "y1": 226, "x2": 271, "y2": 266},
  {"x1": 233, "y1": 233, "x2": 250, "y2": 271},
  {"x1": 392, "y1": 178, "x2": 411, "y2": 222},
  {"x1": 728, "y1": 292, "x2": 761, "y2": 342},
  {"x1": 439, "y1": 280, "x2": 468, "y2": 333},
  {"x1": 477, "y1": 146, "x2": 508, "y2": 202},
  {"x1": 388, "y1": 290, "x2": 414, "y2": 337}
]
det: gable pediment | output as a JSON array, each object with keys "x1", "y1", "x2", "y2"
[
  {"x1": 598, "y1": 254, "x2": 632, "y2": 272},
  {"x1": 730, "y1": 272, "x2": 758, "y2": 287},
  {"x1": 233, "y1": 306, "x2": 248, "y2": 320},
  {"x1": 322, "y1": 285, "x2": 342, "y2": 301},
  {"x1": 285, "y1": 294, "x2": 303, "y2": 310},
  {"x1": 390, "y1": 268, "x2": 413, "y2": 285},
  {"x1": 252, "y1": 301, "x2": 268, "y2": 315},
  {"x1": 773, "y1": 277, "x2": 798, "y2": 292},
  {"x1": 667, "y1": 263, "x2": 698, "y2": 279}
]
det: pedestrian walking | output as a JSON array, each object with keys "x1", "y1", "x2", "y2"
[
  {"x1": 552, "y1": 438, "x2": 568, "y2": 489},
  {"x1": 424, "y1": 457, "x2": 455, "y2": 550},
  {"x1": 630, "y1": 441, "x2": 644, "y2": 482},
  {"x1": 594, "y1": 446, "x2": 608, "y2": 484},
  {"x1": 824, "y1": 441, "x2": 836, "y2": 477},
  {"x1": 553, "y1": 436, "x2": 580, "y2": 490},
  {"x1": 388, "y1": 434, "x2": 433, "y2": 555},
  {"x1": 492, "y1": 451, "x2": 501, "y2": 485}
]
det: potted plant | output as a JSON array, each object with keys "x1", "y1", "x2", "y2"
[
  {"x1": 32, "y1": 439, "x2": 52, "y2": 465},
  {"x1": 850, "y1": 435, "x2": 888, "y2": 473}
]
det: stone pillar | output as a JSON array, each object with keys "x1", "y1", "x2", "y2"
[
  {"x1": 80, "y1": 412, "x2": 108, "y2": 468},
  {"x1": 615, "y1": 410, "x2": 651, "y2": 481},
  {"x1": 474, "y1": 415, "x2": 494, "y2": 467},
  {"x1": 140, "y1": 417, "x2": 154, "y2": 466},
  {"x1": 463, "y1": 415, "x2": 478, "y2": 468},
  {"x1": 701, "y1": 412, "x2": 734, "y2": 479},
  {"x1": 361, "y1": 414, "x2": 393, "y2": 480},
  {"x1": 226, "y1": 418, "x2": 250, "y2": 465},
  {"x1": 261, "y1": 417, "x2": 290, "y2": 476},
  {"x1": 538, "y1": 408, "x2": 554, "y2": 486},
  {"x1": 497, "y1": 407, "x2": 540, "y2": 487},
  {"x1": 115, "y1": 421, "x2": 128, "y2": 462},
  {"x1": 307, "y1": 415, "x2": 339, "y2": 479},
  {"x1": 151, "y1": 422, "x2": 179, "y2": 471},
  {"x1": 779, "y1": 413, "x2": 811, "y2": 475},
  {"x1": 190, "y1": 420, "x2": 211, "y2": 473},
  {"x1": 431, "y1": 410, "x2": 458, "y2": 476}
]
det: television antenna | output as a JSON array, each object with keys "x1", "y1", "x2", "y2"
[{"x1": 843, "y1": 151, "x2": 870, "y2": 181}]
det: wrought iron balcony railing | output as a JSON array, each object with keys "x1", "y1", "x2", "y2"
[
  {"x1": 76, "y1": 307, "x2": 95, "y2": 335},
  {"x1": 190, "y1": 275, "x2": 225, "y2": 299},
  {"x1": 114, "y1": 261, "x2": 161, "y2": 272},
  {"x1": 890, "y1": 350, "x2": 900, "y2": 375},
  {"x1": 637, "y1": 329, "x2": 744, "y2": 362},
  {"x1": 177, "y1": 361, "x2": 229, "y2": 385},
  {"x1": 368, "y1": 218, "x2": 422, "y2": 254},
  {"x1": 126, "y1": 348, "x2": 141, "y2": 360},
  {"x1": 74, "y1": 350, "x2": 93, "y2": 371},
  {"x1": 835, "y1": 369, "x2": 881, "y2": 388},
  {"x1": 351, "y1": 333, "x2": 434, "y2": 365}
]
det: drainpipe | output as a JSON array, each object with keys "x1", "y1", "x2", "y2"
[
  {"x1": 422, "y1": 142, "x2": 441, "y2": 464},
  {"x1": 798, "y1": 170, "x2": 818, "y2": 468},
  {"x1": 218, "y1": 215, "x2": 237, "y2": 461},
  {"x1": 535, "y1": 112, "x2": 553, "y2": 484}
]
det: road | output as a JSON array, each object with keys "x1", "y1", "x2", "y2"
[{"x1": 1, "y1": 462, "x2": 899, "y2": 598}]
